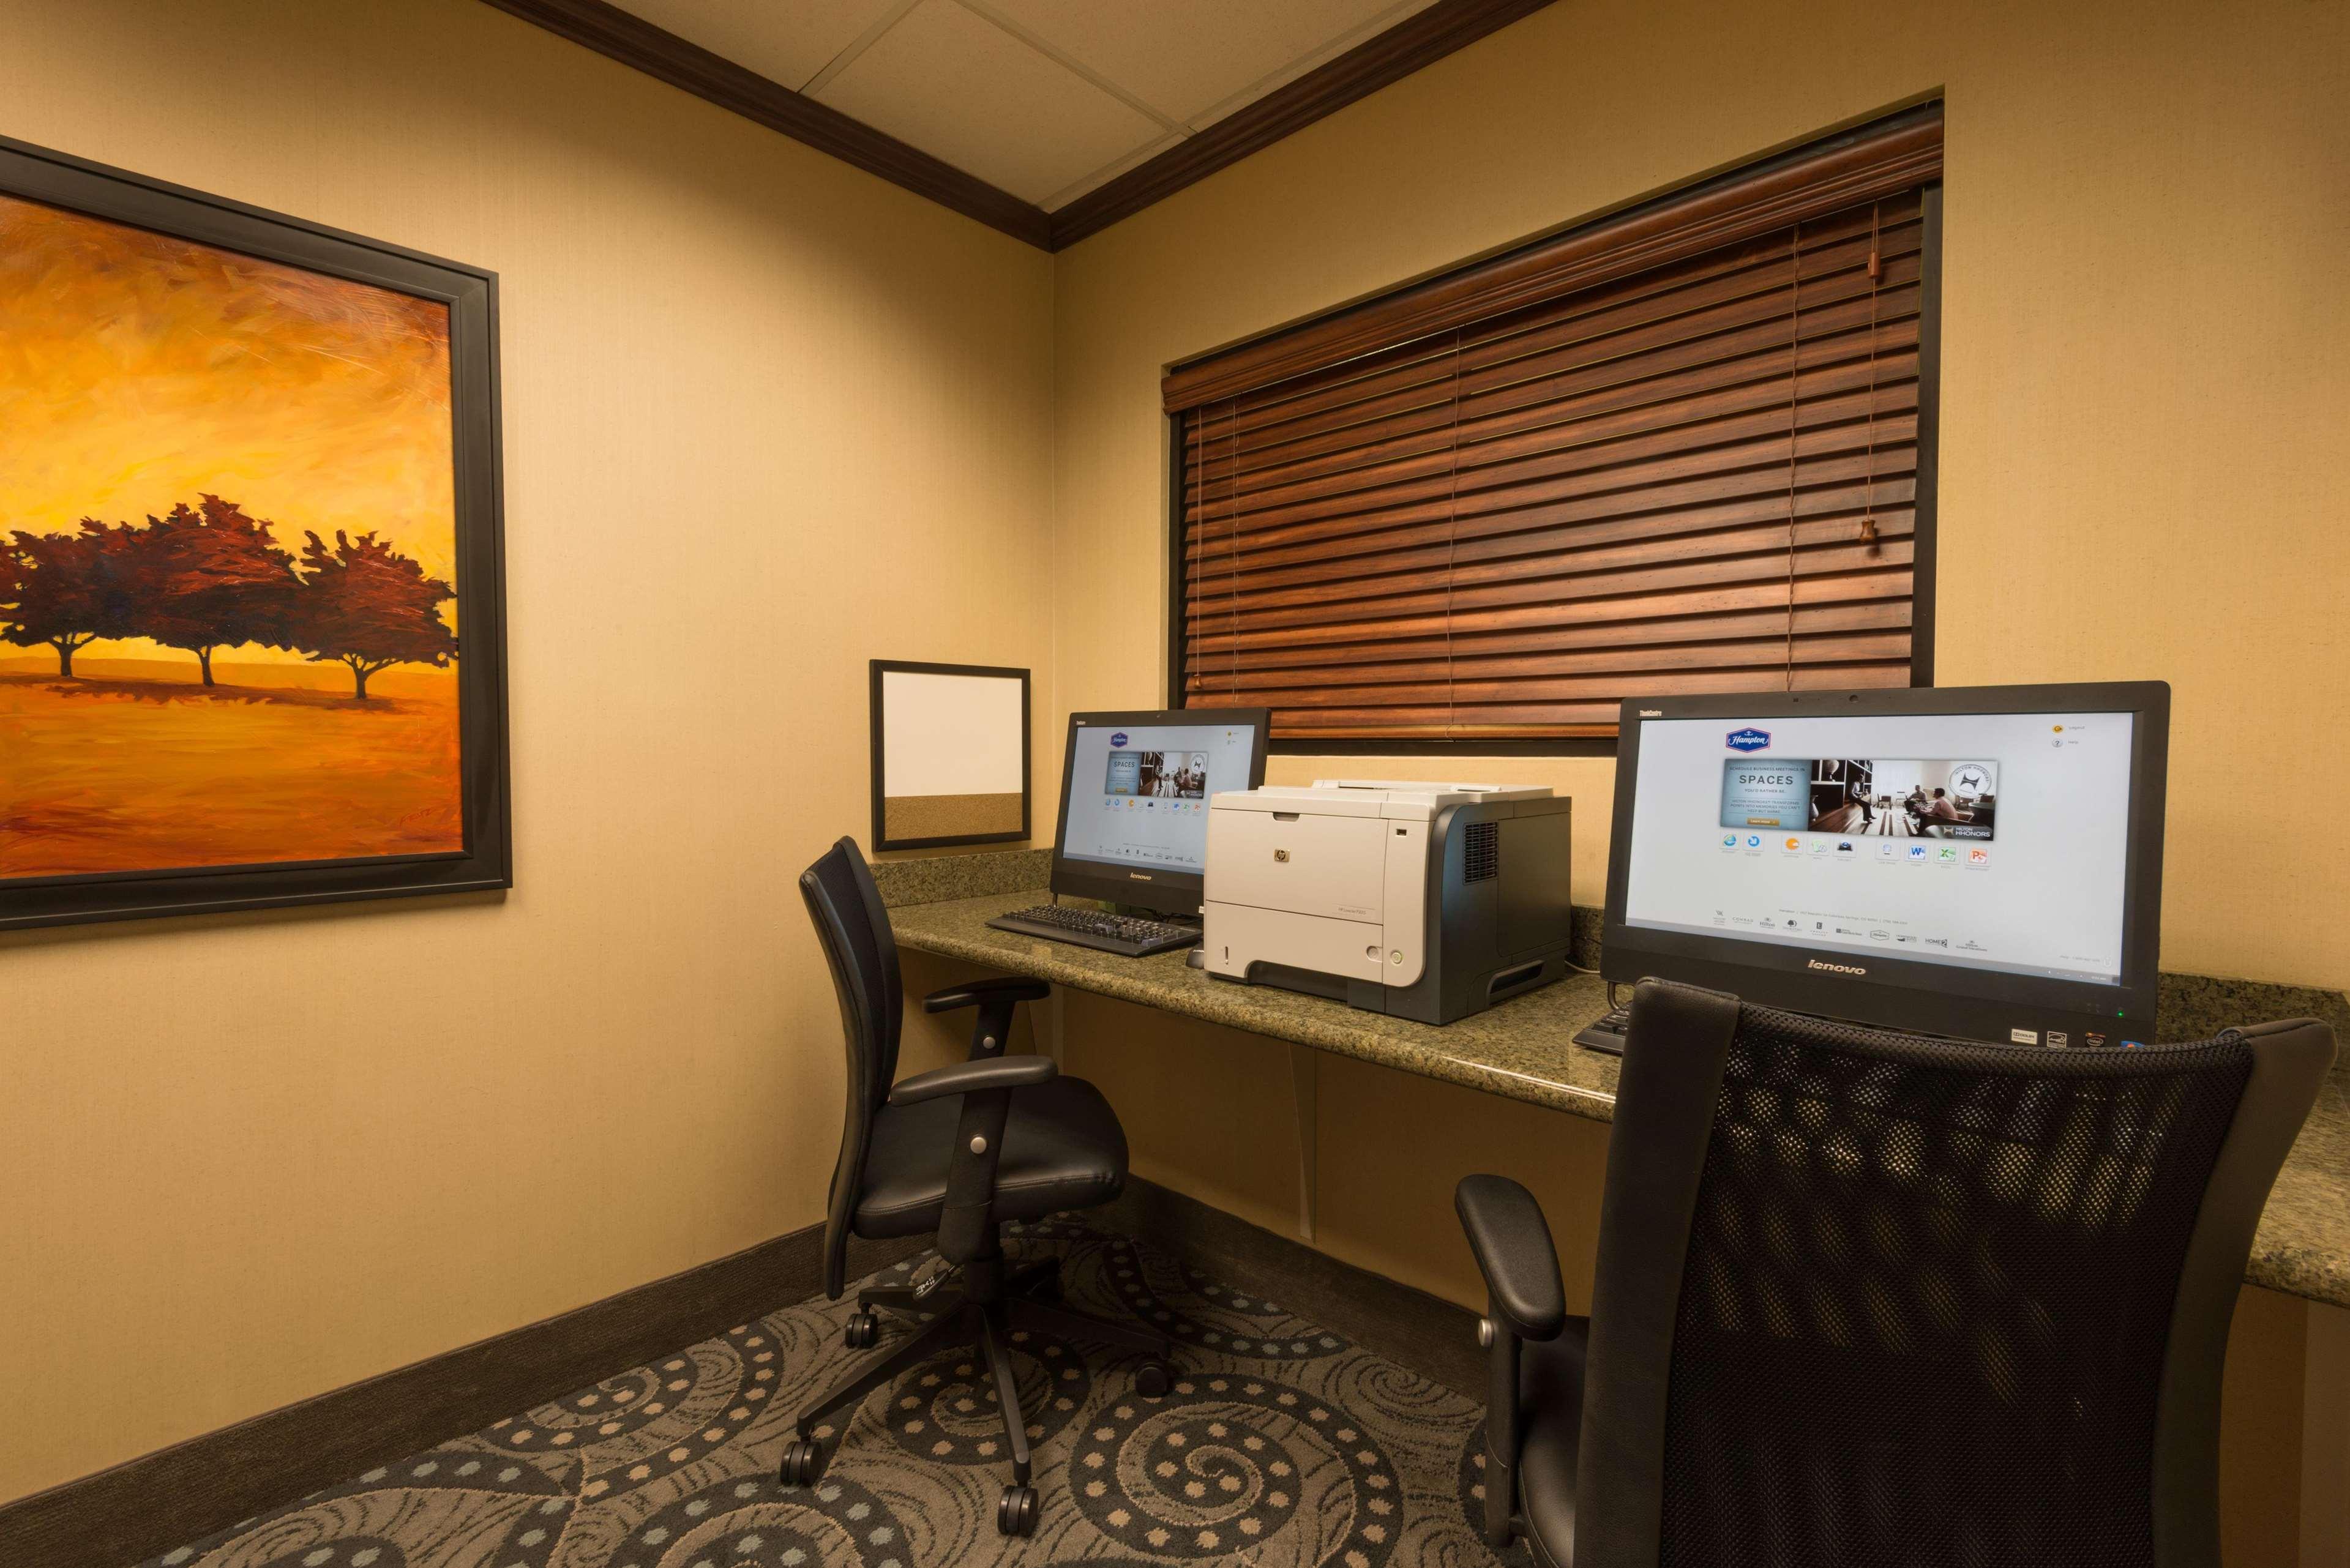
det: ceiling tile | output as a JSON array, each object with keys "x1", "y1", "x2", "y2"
[
  {"x1": 612, "y1": 0, "x2": 907, "y2": 92},
  {"x1": 812, "y1": 0, "x2": 1168, "y2": 205},
  {"x1": 976, "y1": 0, "x2": 1432, "y2": 125}
]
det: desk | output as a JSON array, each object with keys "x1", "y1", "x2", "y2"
[{"x1": 878, "y1": 870, "x2": 2350, "y2": 1313}]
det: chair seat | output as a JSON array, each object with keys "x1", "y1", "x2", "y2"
[
  {"x1": 853, "y1": 1073, "x2": 1128, "y2": 1239},
  {"x1": 1517, "y1": 1316, "x2": 1590, "y2": 1568}
]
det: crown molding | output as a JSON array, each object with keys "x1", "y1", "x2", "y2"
[
  {"x1": 479, "y1": 0, "x2": 1052, "y2": 247},
  {"x1": 483, "y1": 0, "x2": 1562, "y2": 253},
  {"x1": 1047, "y1": 0, "x2": 1557, "y2": 248}
]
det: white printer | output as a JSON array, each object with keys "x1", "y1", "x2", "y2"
[{"x1": 1201, "y1": 779, "x2": 1573, "y2": 1025}]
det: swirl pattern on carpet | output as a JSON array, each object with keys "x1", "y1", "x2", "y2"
[{"x1": 140, "y1": 1223, "x2": 1506, "y2": 1568}]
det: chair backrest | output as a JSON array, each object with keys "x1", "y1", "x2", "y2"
[
  {"x1": 1576, "y1": 980, "x2": 2335, "y2": 1568},
  {"x1": 799, "y1": 835, "x2": 904, "y2": 1298}
]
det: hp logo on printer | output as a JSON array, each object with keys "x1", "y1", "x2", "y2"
[{"x1": 1726, "y1": 728, "x2": 1772, "y2": 752}]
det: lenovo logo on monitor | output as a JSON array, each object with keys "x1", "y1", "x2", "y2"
[{"x1": 1808, "y1": 958, "x2": 1868, "y2": 976}]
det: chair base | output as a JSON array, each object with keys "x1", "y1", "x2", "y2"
[{"x1": 779, "y1": 1253, "x2": 1175, "y2": 1536}]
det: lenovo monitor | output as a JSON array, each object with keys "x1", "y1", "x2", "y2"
[
  {"x1": 1602, "y1": 682, "x2": 2169, "y2": 1047},
  {"x1": 1051, "y1": 709, "x2": 1270, "y2": 918}
]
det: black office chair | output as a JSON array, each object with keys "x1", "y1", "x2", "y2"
[
  {"x1": 1457, "y1": 979, "x2": 2335, "y2": 1568},
  {"x1": 780, "y1": 837, "x2": 1173, "y2": 1537}
]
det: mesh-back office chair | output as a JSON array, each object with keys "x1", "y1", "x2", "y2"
[
  {"x1": 1457, "y1": 979, "x2": 2335, "y2": 1568},
  {"x1": 782, "y1": 837, "x2": 1174, "y2": 1537}
]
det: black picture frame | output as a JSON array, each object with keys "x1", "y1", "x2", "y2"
[
  {"x1": 869, "y1": 660, "x2": 1031, "y2": 852},
  {"x1": 0, "y1": 133, "x2": 511, "y2": 932}
]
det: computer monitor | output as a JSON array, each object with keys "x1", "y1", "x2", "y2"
[
  {"x1": 1050, "y1": 708, "x2": 1270, "y2": 918},
  {"x1": 1601, "y1": 682, "x2": 2169, "y2": 1047}
]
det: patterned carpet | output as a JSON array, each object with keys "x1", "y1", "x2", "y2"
[{"x1": 139, "y1": 1221, "x2": 1514, "y2": 1567}]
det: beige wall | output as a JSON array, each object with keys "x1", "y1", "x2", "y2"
[
  {"x1": 0, "y1": 0, "x2": 1054, "y2": 1504},
  {"x1": 1050, "y1": 0, "x2": 2350, "y2": 993},
  {"x1": 1049, "y1": 2, "x2": 2344, "y2": 1560},
  {"x1": 6, "y1": 0, "x2": 2344, "y2": 1533}
]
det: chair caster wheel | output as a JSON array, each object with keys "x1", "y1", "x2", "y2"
[
  {"x1": 997, "y1": 1482, "x2": 1039, "y2": 1537},
  {"x1": 779, "y1": 1438, "x2": 825, "y2": 1487},
  {"x1": 1136, "y1": 1359, "x2": 1175, "y2": 1398},
  {"x1": 844, "y1": 1310, "x2": 879, "y2": 1349}
]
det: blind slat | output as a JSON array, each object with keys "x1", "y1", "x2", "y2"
[
  {"x1": 1191, "y1": 599, "x2": 1913, "y2": 681},
  {"x1": 1190, "y1": 417, "x2": 1918, "y2": 558},
  {"x1": 1184, "y1": 505, "x2": 1917, "y2": 621},
  {"x1": 1187, "y1": 630, "x2": 1914, "y2": 703},
  {"x1": 1188, "y1": 564, "x2": 1917, "y2": 659},
  {"x1": 1188, "y1": 537, "x2": 1914, "y2": 645},
  {"x1": 1188, "y1": 211, "x2": 1923, "y2": 458},
  {"x1": 1175, "y1": 116, "x2": 1937, "y2": 742},
  {"x1": 1186, "y1": 376, "x2": 1918, "y2": 542},
  {"x1": 1188, "y1": 474, "x2": 1915, "y2": 591},
  {"x1": 1189, "y1": 305, "x2": 1922, "y2": 506},
  {"x1": 1189, "y1": 229, "x2": 1923, "y2": 476}
]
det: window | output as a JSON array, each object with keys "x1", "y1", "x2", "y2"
[{"x1": 1167, "y1": 106, "x2": 1942, "y2": 745}]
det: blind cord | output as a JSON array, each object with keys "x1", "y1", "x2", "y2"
[
  {"x1": 1184, "y1": 411, "x2": 1200, "y2": 706},
  {"x1": 1227, "y1": 398, "x2": 1240, "y2": 704},
  {"x1": 1445, "y1": 328, "x2": 1462, "y2": 740},
  {"x1": 1783, "y1": 222, "x2": 1802, "y2": 689},
  {"x1": 1861, "y1": 200, "x2": 1882, "y2": 547}
]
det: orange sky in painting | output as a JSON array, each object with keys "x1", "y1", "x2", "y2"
[{"x1": 0, "y1": 191, "x2": 455, "y2": 666}]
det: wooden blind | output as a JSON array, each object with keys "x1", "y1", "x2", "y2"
[{"x1": 1168, "y1": 108, "x2": 1940, "y2": 741}]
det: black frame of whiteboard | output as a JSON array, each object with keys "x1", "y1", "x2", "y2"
[{"x1": 868, "y1": 660, "x2": 1033, "y2": 852}]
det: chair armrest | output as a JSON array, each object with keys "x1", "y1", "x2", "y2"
[
  {"x1": 1456, "y1": 1174, "x2": 1566, "y2": 1342},
  {"x1": 888, "y1": 1055, "x2": 1058, "y2": 1106},
  {"x1": 924, "y1": 976, "x2": 1052, "y2": 1013}
]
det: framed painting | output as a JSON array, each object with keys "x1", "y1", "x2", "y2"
[
  {"x1": 0, "y1": 133, "x2": 510, "y2": 930},
  {"x1": 869, "y1": 660, "x2": 1030, "y2": 851}
]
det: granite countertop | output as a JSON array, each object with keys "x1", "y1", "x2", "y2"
[
  {"x1": 874, "y1": 854, "x2": 2349, "y2": 1310},
  {"x1": 890, "y1": 886, "x2": 1627, "y2": 1114}
]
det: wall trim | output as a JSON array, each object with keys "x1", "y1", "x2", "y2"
[
  {"x1": 478, "y1": 0, "x2": 1562, "y2": 254},
  {"x1": 1047, "y1": 0, "x2": 1559, "y2": 250},
  {"x1": 476, "y1": 0, "x2": 1052, "y2": 247},
  {"x1": 0, "y1": 1224, "x2": 924, "y2": 1568},
  {"x1": 0, "y1": 1179, "x2": 1465, "y2": 1567}
]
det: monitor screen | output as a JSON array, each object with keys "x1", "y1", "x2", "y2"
[
  {"x1": 1059, "y1": 716, "x2": 1264, "y2": 876},
  {"x1": 1623, "y1": 707, "x2": 2136, "y2": 986}
]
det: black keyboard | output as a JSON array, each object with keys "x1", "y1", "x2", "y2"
[
  {"x1": 1573, "y1": 1004, "x2": 1631, "y2": 1055},
  {"x1": 986, "y1": 904, "x2": 1201, "y2": 958}
]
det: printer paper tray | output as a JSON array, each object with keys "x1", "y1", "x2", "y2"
[{"x1": 1202, "y1": 900, "x2": 1388, "y2": 986}]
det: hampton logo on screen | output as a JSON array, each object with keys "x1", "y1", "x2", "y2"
[
  {"x1": 1110, "y1": 732, "x2": 1128, "y2": 746},
  {"x1": 1726, "y1": 728, "x2": 1772, "y2": 752}
]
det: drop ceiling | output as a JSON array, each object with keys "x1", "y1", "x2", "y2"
[{"x1": 610, "y1": 0, "x2": 1437, "y2": 209}]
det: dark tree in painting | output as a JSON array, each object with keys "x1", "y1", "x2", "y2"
[
  {"x1": 293, "y1": 529, "x2": 457, "y2": 699},
  {"x1": 0, "y1": 520, "x2": 144, "y2": 676},
  {"x1": 133, "y1": 496, "x2": 302, "y2": 685}
]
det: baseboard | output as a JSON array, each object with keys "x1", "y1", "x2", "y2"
[
  {"x1": 7, "y1": 1184, "x2": 1472, "y2": 1568},
  {"x1": 1097, "y1": 1176, "x2": 1484, "y2": 1398},
  {"x1": 0, "y1": 1225, "x2": 926, "y2": 1568}
]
